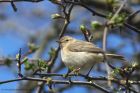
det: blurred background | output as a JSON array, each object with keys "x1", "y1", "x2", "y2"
[{"x1": 0, "y1": 0, "x2": 140, "y2": 93}]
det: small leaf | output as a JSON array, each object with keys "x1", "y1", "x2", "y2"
[
  {"x1": 24, "y1": 61, "x2": 35, "y2": 70},
  {"x1": 46, "y1": 77, "x2": 52, "y2": 84},
  {"x1": 49, "y1": 48, "x2": 56, "y2": 56},
  {"x1": 28, "y1": 43, "x2": 39, "y2": 52},
  {"x1": 22, "y1": 57, "x2": 28, "y2": 63},
  {"x1": 37, "y1": 59, "x2": 48, "y2": 70},
  {"x1": 69, "y1": 66, "x2": 75, "y2": 71},
  {"x1": 16, "y1": 54, "x2": 20, "y2": 60},
  {"x1": 111, "y1": 68, "x2": 120, "y2": 77},
  {"x1": 91, "y1": 21, "x2": 102, "y2": 30}
]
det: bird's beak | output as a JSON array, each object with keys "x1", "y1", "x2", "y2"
[{"x1": 56, "y1": 40, "x2": 61, "y2": 43}]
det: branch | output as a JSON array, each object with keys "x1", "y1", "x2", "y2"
[
  {"x1": 124, "y1": 22, "x2": 140, "y2": 33},
  {"x1": 0, "y1": 0, "x2": 43, "y2": 3},
  {"x1": 16, "y1": 48, "x2": 23, "y2": 77},
  {"x1": 0, "y1": 77, "x2": 111, "y2": 93},
  {"x1": 34, "y1": 73, "x2": 140, "y2": 85},
  {"x1": 0, "y1": 58, "x2": 48, "y2": 66},
  {"x1": 35, "y1": 3, "x2": 74, "y2": 93},
  {"x1": 102, "y1": 0, "x2": 127, "y2": 88},
  {"x1": 33, "y1": 73, "x2": 139, "y2": 93},
  {"x1": 0, "y1": 0, "x2": 44, "y2": 11},
  {"x1": 65, "y1": 1, "x2": 107, "y2": 18},
  {"x1": 47, "y1": 3, "x2": 74, "y2": 73}
]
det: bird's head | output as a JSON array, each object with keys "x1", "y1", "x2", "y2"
[{"x1": 57, "y1": 36, "x2": 75, "y2": 48}]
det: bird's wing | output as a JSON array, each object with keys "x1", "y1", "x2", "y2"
[{"x1": 68, "y1": 40, "x2": 104, "y2": 53}]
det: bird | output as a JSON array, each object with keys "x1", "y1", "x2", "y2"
[{"x1": 57, "y1": 36, "x2": 125, "y2": 74}]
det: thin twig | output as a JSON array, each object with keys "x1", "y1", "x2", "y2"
[
  {"x1": 65, "y1": 1, "x2": 107, "y2": 18},
  {"x1": 124, "y1": 22, "x2": 140, "y2": 33},
  {"x1": 0, "y1": 0, "x2": 43, "y2": 2},
  {"x1": 17, "y1": 48, "x2": 22, "y2": 76},
  {"x1": 126, "y1": 10, "x2": 140, "y2": 21},
  {"x1": 34, "y1": 73, "x2": 140, "y2": 84},
  {"x1": 11, "y1": 1, "x2": 17, "y2": 12},
  {"x1": 33, "y1": 73, "x2": 139, "y2": 93}
]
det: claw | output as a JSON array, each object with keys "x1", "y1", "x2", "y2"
[{"x1": 72, "y1": 68, "x2": 80, "y2": 74}]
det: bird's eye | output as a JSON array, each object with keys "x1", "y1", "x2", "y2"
[{"x1": 66, "y1": 39, "x2": 69, "y2": 41}]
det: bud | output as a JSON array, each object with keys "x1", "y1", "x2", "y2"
[
  {"x1": 16, "y1": 54, "x2": 20, "y2": 60},
  {"x1": 49, "y1": 0, "x2": 61, "y2": 4},
  {"x1": 51, "y1": 14, "x2": 62, "y2": 19},
  {"x1": 80, "y1": 24, "x2": 86, "y2": 32},
  {"x1": 22, "y1": 57, "x2": 28, "y2": 63},
  {"x1": 46, "y1": 78, "x2": 52, "y2": 84},
  {"x1": 28, "y1": 43, "x2": 38, "y2": 52},
  {"x1": 91, "y1": 21, "x2": 102, "y2": 30}
]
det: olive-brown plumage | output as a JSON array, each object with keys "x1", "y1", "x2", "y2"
[{"x1": 58, "y1": 36, "x2": 125, "y2": 73}]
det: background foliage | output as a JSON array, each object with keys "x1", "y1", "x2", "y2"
[{"x1": 0, "y1": 0, "x2": 140, "y2": 93}]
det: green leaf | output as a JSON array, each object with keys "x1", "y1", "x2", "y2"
[
  {"x1": 49, "y1": 48, "x2": 56, "y2": 56},
  {"x1": 28, "y1": 43, "x2": 39, "y2": 52},
  {"x1": 37, "y1": 59, "x2": 48, "y2": 70},
  {"x1": 22, "y1": 57, "x2": 28, "y2": 63},
  {"x1": 91, "y1": 21, "x2": 102, "y2": 30},
  {"x1": 46, "y1": 77, "x2": 52, "y2": 84},
  {"x1": 16, "y1": 54, "x2": 20, "y2": 60},
  {"x1": 111, "y1": 68, "x2": 120, "y2": 77},
  {"x1": 24, "y1": 60, "x2": 35, "y2": 70},
  {"x1": 69, "y1": 66, "x2": 74, "y2": 71}
]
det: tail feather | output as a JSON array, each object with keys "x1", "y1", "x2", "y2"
[{"x1": 106, "y1": 54, "x2": 126, "y2": 61}]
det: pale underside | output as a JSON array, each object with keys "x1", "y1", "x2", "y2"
[{"x1": 61, "y1": 50, "x2": 104, "y2": 73}]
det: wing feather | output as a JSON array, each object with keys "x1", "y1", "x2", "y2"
[{"x1": 68, "y1": 40, "x2": 104, "y2": 53}]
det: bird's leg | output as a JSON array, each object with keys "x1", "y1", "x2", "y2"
[
  {"x1": 64, "y1": 69, "x2": 73, "y2": 83},
  {"x1": 72, "y1": 68, "x2": 80, "y2": 75},
  {"x1": 87, "y1": 65, "x2": 94, "y2": 76},
  {"x1": 85, "y1": 65, "x2": 94, "y2": 81},
  {"x1": 64, "y1": 68, "x2": 71, "y2": 78}
]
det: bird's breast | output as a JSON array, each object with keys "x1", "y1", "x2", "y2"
[{"x1": 61, "y1": 48, "x2": 104, "y2": 70}]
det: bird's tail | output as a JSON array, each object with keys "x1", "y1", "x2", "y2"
[
  {"x1": 106, "y1": 54, "x2": 126, "y2": 61},
  {"x1": 105, "y1": 54, "x2": 126, "y2": 89}
]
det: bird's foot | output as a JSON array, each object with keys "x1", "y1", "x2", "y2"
[{"x1": 72, "y1": 68, "x2": 80, "y2": 75}]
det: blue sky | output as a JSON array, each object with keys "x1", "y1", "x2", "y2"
[{"x1": 0, "y1": 1, "x2": 140, "y2": 93}]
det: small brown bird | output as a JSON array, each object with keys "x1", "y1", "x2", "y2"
[{"x1": 58, "y1": 36, "x2": 125, "y2": 74}]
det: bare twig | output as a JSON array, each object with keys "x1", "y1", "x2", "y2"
[
  {"x1": 0, "y1": 0, "x2": 43, "y2": 3},
  {"x1": 126, "y1": 10, "x2": 140, "y2": 21},
  {"x1": 124, "y1": 22, "x2": 140, "y2": 33},
  {"x1": 0, "y1": 0, "x2": 43, "y2": 11},
  {"x1": 65, "y1": 1, "x2": 107, "y2": 18},
  {"x1": 11, "y1": 1, "x2": 17, "y2": 12}
]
